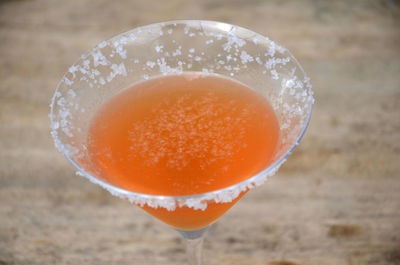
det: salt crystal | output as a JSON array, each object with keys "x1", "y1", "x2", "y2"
[
  {"x1": 155, "y1": 45, "x2": 164, "y2": 53},
  {"x1": 67, "y1": 89, "x2": 76, "y2": 98}
]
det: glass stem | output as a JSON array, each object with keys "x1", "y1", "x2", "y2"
[{"x1": 177, "y1": 227, "x2": 209, "y2": 265}]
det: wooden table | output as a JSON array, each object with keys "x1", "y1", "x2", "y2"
[{"x1": 0, "y1": 1, "x2": 399, "y2": 264}]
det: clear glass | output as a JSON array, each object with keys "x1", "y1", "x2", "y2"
[{"x1": 50, "y1": 20, "x2": 313, "y2": 264}]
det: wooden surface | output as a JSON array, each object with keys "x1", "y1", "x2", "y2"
[{"x1": 1, "y1": 0, "x2": 399, "y2": 264}]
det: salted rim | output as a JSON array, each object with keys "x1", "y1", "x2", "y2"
[{"x1": 50, "y1": 19, "x2": 313, "y2": 204}]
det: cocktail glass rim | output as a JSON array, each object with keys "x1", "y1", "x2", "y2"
[{"x1": 50, "y1": 19, "x2": 313, "y2": 202}]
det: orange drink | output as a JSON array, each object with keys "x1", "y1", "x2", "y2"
[{"x1": 87, "y1": 73, "x2": 280, "y2": 229}]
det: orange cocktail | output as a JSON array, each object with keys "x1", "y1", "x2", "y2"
[{"x1": 87, "y1": 73, "x2": 280, "y2": 229}]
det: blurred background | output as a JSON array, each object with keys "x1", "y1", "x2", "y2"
[{"x1": 0, "y1": 0, "x2": 399, "y2": 264}]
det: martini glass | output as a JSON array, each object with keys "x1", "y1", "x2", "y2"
[{"x1": 50, "y1": 20, "x2": 313, "y2": 265}]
